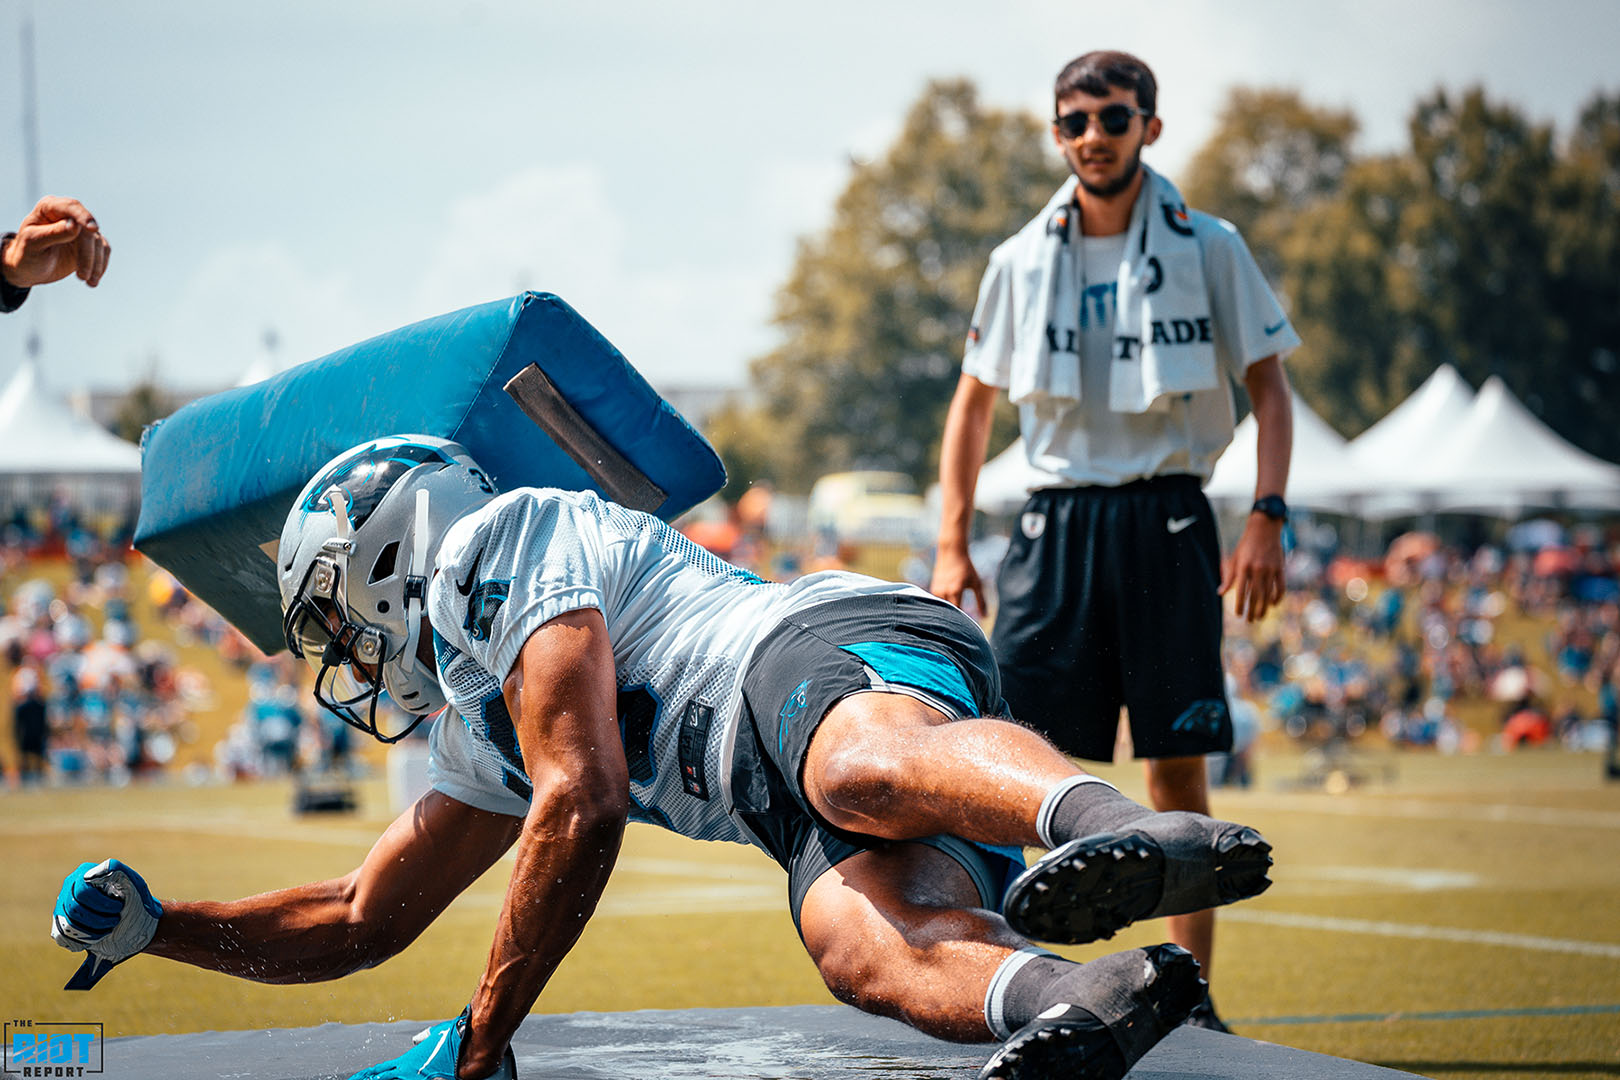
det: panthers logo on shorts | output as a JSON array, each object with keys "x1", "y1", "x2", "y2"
[{"x1": 779, "y1": 678, "x2": 812, "y2": 725}]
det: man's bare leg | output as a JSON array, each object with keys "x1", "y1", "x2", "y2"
[
  {"x1": 1145, "y1": 756, "x2": 1215, "y2": 979},
  {"x1": 802, "y1": 692, "x2": 1270, "y2": 947},
  {"x1": 798, "y1": 842, "x2": 1203, "y2": 1079},
  {"x1": 801, "y1": 692, "x2": 1084, "y2": 846}
]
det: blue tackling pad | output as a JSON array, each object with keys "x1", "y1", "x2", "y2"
[{"x1": 134, "y1": 292, "x2": 726, "y2": 653}]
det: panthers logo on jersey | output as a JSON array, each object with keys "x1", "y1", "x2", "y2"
[{"x1": 463, "y1": 581, "x2": 511, "y2": 643}]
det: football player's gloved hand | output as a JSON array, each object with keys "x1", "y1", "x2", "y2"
[
  {"x1": 347, "y1": 1008, "x2": 516, "y2": 1080},
  {"x1": 51, "y1": 859, "x2": 163, "y2": 990}
]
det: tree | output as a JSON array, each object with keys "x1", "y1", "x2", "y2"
[
  {"x1": 707, "y1": 79, "x2": 1063, "y2": 492},
  {"x1": 1546, "y1": 92, "x2": 1620, "y2": 461},
  {"x1": 1180, "y1": 88, "x2": 1358, "y2": 281},
  {"x1": 1187, "y1": 84, "x2": 1620, "y2": 458},
  {"x1": 111, "y1": 377, "x2": 173, "y2": 445}
]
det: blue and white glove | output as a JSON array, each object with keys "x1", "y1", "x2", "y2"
[
  {"x1": 348, "y1": 1008, "x2": 516, "y2": 1080},
  {"x1": 51, "y1": 859, "x2": 163, "y2": 990}
]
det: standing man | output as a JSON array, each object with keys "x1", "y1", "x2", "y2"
[
  {"x1": 931, "y1": 50, "x2": 1295, "y2": 1032},
  {"x1": 0, "y1": 196, "x2": 111, "y2": 312}
]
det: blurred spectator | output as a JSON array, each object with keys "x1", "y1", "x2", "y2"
[
  {"x1": 12, "y1": 660, "x2": 47, "y2": 782},
  {"x1": 1503, "y1": 702, "x2": 1553, "y2": 749}
]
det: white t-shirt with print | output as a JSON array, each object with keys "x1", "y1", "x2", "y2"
[{"x1": 963, "y1": 210, "x2": 1300, "y2": 487}]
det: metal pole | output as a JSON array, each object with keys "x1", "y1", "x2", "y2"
[
  {"x1": 20, "y1": 9, "x2": 42, "y2": 203},
  {"x1": 19, "y1": 4, "x2": 43, "y2": 361}
]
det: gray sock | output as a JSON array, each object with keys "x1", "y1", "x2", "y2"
[
  {"x1": 984, "y1": 947, "x2": 1069, "y2": 1040},
  {"x1": 1037, "y1": 775, "x2": 1150, "y2": 848}
]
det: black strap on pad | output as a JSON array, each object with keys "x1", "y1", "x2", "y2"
[{"x1": 503, "y1": 363, "x2": 668, "y2": 513}]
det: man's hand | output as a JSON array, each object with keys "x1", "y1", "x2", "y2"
[
  {"x1": 3, "y1": 196, "x2": 111, "y2": 290},
  {"x1": 51, "y1": 859, "x2": 162, "y2": 989},
  {"x1": 929, "y1": 546, "x2": 987, "y2": 617},
  {"x1": 347, "y1": 1008, "x2": 516, "y2": 1080},
  {"x1": 1219, "y1": 515, "x2": 1285, "y2": 622}
]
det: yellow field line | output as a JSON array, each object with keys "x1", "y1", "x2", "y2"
[{"x1": 1224, "y1": 909, "x2": 1620, "y2": 959}]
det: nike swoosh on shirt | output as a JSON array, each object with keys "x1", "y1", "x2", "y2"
[
  {"x1": 1264, "y1": 318, "x2": 1288, "y2": 336},
  {"x1": 455, "y1": 549, "x2": 484, "y2": 596},
  {"x1": 1167, "y1": 516, "x2": 1198, "y2": 534}
]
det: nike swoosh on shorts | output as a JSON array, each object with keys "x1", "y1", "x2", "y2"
[{"x1": 1167, "y1": 516, "x2": 1197, "y2": 534}]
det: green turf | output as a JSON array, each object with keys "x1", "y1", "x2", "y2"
[{"x1": 3, "y1": 747, "x2": 1618, "y2": 1079}]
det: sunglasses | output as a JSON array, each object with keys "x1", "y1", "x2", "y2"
[{"x1": 1054, "y1": 104, "x2": 1150, "y2": 139}]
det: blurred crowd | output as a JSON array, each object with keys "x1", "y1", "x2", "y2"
[
  {"x1": 1223, "y1": 520, "x2": 1620, "y2": 767},
  {"x1": 1, "y1": 525, "x2": 352, "y2": 789},
  {"x1": 2, "y1": 542, "x2": 195, "y2": 785},
  {"x1": 8, "y1": 491, "x2": 1619, "y2": 791}
]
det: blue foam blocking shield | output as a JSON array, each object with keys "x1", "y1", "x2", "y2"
[{"x1": 135, "y1": 292, "x2": 725, "y2": 653}]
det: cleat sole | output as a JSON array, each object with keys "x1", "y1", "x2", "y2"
[{"x1": 1004, "y1": 833, "x2": 1166, "y2": 945}]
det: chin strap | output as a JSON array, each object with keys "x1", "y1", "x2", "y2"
[{"x1": 397, "y1": 489, "x2": 432, "y2": 686}]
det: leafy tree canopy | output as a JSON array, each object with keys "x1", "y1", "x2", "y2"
[{"x1": 708, "y1": 79, "x2": 1064, "y2": 493}]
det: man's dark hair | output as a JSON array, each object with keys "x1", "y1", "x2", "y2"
[{"x1": 1053, "y1": 51, "x2": 1157, "y2": 117}]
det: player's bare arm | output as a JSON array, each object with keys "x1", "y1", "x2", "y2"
[
  {"x1": 143, "y1": 791, "x2": 519, "y2": 982},
  {"x1": 1219, "y1": 355, "x2": 1292, "y2": 622},
  {"x1": 459, "y1": 607, "x2": 627, "y2": 1079},
  {"x1": 930, "y1": 373, "x2": 999, "y2": 614}
]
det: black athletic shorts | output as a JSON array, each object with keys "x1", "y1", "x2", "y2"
[
  {"x1": 730, "y1": 592, "x2": 1025, "y2": 933},
  {"x1": 991, "y1": 476, "x2": 1232, "y2": 763}
]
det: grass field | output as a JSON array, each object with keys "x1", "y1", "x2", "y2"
[{"x1": 3, "y1": 745, "x2": 1617, "y2": 1078}]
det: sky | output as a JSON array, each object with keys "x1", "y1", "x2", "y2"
[{"x1": 2, "y1": 0, "x2": 1617, "y2": 399}]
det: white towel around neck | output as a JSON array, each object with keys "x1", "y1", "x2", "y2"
[{"x1": 1005, "y1": 166, "x2": 1220, "y2": 413}]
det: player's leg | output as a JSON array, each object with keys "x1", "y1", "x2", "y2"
[
  {"x1": 1145, "y1": 754, "x2": 1215, "y2": 978},
  {"x1": 145, "y1": 790, "x2": 520, "y2": 981},
  {"x1": 1116, "y1": 481, "x2": 1236, "y2": 1026},
  {"x1": 804, "y1": 690, "x2": 1269, "y2": 944},
  {"x1": 803, "y1": 690, "x2": 1126, "y2": 846},
  {"x1": 743, "y1": 593, "x2": 1269, "y2": 948},
  {"x1": 796, "y1": 839, "x2": 1204, "y2": 1079}
]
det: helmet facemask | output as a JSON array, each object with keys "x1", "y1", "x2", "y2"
[{"x1": 281, "y1": 490, "x2": 427, "y2": 743}]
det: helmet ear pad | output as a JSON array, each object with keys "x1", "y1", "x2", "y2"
[{"x1": 352, "y1": 463, "x2": 488, "y2": 715}]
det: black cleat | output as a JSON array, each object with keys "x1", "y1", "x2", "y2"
[
  {"x1": 1183, "y1": 989, "x2": 1232, "y2": 1033},
  {"x1": 978, "y1": 944, "x2": 1205, "y2": 1080},
  {"x1": 1004, "y1": 813, "x2": 1272, "y2": 945}
]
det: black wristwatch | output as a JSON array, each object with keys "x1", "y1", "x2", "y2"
[{"x1": 1251, "y1": 494, "x2": 1288, "y2": 522}]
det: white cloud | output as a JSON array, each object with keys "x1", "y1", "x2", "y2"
[
  {"x1": 158, "y1": 245, "x2": 380, "y2": 389},
  {"x1": 416, "y1": 165, "x2": 773, "y2": 387}
]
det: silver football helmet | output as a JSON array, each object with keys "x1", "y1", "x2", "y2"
[{"x1": 278, "y1": 435, "x2": 496, "y2": 741}]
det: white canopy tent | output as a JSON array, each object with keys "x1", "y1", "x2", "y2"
[
  {"x1": 1205, "y1": 389, "x2": 1362, "y2": 511},
  {"x1": 0, "y1": 362, "x2": 143, "y2": 517},
  {"x1": 1346, "y1": 365, "x2": 1477, "y2": 518},
  {"x1": 1408, "y1": 376, "x2": 1620, "y2": 515},
  {"x1": 1348, "y1": 364, "x2": 1476, "y2": 475},
  {"x1": 940, "y1": 366, "x2": 1620, "y2": 526}
]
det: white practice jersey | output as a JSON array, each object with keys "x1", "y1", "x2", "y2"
[{"x1": 424, "y1": 487, "x2": 915, "y2": 846}]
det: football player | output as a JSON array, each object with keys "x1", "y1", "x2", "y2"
[{"x1": 52, "y1": 435, "x2": 1272, "y2": 1080}]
